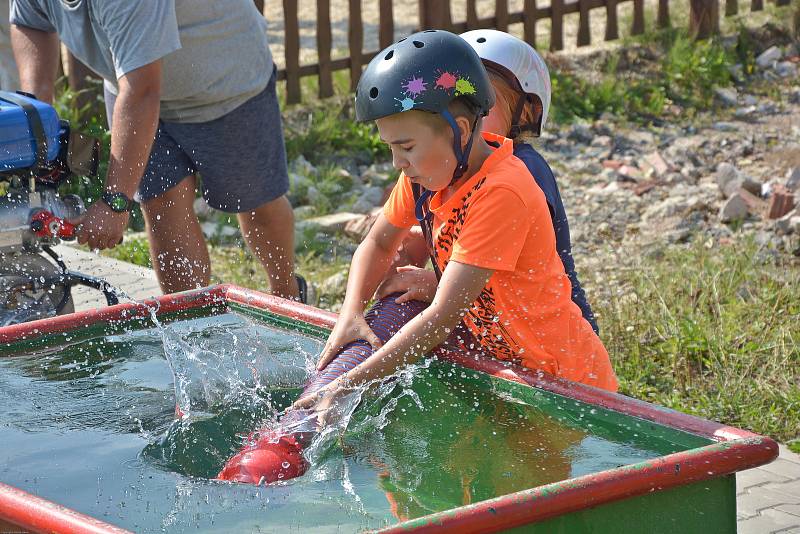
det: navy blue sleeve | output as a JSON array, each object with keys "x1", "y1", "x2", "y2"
[{"x1": 513, "y1": 144, "x2": 599, "y2": 334}]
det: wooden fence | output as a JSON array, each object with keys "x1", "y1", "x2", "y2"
[
  {"x1": 66, "y1": 0, "x2": 794, "y2": 105},
  {"x1": 274, "y1": 0, "x2": 793, "y2": 104}
]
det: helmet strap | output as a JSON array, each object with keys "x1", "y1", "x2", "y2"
[
  {"x1": 441, "y1": 110, "x2": 480, "y2": 186},
  {"x1": 508, "y1": 94, "x2": 540, "y2": 139}
]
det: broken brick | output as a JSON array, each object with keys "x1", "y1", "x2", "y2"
[
  {"x1": 644, "y1": 151, "x2": 671, "y2": 176},
  {"x1": 768, "y1": 184, "x2": 796, "y2": 220},
  {"x1": 602, "y1": 160, "x2": 623, "y2": 170}
]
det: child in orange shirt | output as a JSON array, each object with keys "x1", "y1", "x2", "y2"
[
  {"x1": 301, "y1": 30, "x2": 617, "y2": 402},
  {"x1": 217, "y1": 30, "x2": 616, "y2": 486}
]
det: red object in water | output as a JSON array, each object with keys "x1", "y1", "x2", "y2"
[
  {"x1": 216, "y1": 431, "x2": 308, "y2": 484},
  {"x1": 29, "y1": 209, "x2": 76, "y2": 240}
]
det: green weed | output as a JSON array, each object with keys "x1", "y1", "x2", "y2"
[
  {"x1": 587, "y1": 238, "x2": 800, "y2": 442},
  {"x1": 101, "y1": 235, "x2": 151, "y2": 268},
  {"x1": 284, "y1": 102, "x2": 388, "y2": 167}
]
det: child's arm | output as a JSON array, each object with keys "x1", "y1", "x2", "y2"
[
  {"x1": 316, "y1": 213, "x2": 410, "y2": 370},
  {"x1": 295, "y1": 260, "x2": 492, "y2": 408}
]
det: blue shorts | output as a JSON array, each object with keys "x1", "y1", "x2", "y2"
[{"x1": 104, "y1": 70, "x2": 289, "y2": 213}]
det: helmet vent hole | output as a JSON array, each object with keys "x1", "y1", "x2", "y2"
[
  {"x1": 369, "y1": 87, "x2": 379, "y2": 99},
  {"x1": 384, "y1": 50, "x2": 394, "y2": 60},
  {"x1": 398, "y1": 37, "x2": 407, "y2": 43},
  {"x1": 477, "y1": 37, "x2": 487, "y2": 43},
  {"x1": 413, "y1": 40, "x2": 425, "y2": 48},
  {"x1": 423, "y1": 29, "x2": 436, "y2": 33}
]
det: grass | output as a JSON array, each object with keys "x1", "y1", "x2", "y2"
[
  {"x1": 550, "y1": 27, "x2": 747, "y2": 124},
  {"x1": 584, "y1": 238, "x2": 799, "y2": 443},
  {"x1": 103, "y1": 234, "x2": 351, "y2": 310},
  {"x1": 283, "y1": 100, "x2": 389, "y2": 168}
]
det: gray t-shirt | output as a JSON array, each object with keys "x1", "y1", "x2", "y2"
[{"x1": 10, "y1": 0, "x2": 273, "y2": 123}]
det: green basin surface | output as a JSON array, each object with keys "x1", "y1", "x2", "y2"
[{"x1": 0, "y1": 309, "x2": 725, "y2": 533}]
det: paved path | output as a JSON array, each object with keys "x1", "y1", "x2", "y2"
[
  {"x1": 52, "y1": 244, "x2": 161, "y2": 310},
  {"x1": 48, "y1": 245, "x2": 800, "y2": 532},
  {"x1": 738, "y1": 444, "x2": 800, "y2": 533}
]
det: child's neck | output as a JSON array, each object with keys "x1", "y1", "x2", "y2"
[{"x1": 444, "y1": 134, "x2": 493, "y2": 200}]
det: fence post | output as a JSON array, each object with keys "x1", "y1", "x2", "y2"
[
  {"x1": 725, "y1": 0, "x2": 738, "y2": 16},
  {"x1": 348, "y1": 0, "x2": 363, "y2": 91},
  {"x1": 283, "y1": 0, "x2": 301, "y2": 104},
  {"x1": 496, "y1": 0, "x2": 509, "y2": 32},
  {"x1": 316, "y1": 0, "x2": 334, "y2": 98},
  {"x1": 418, "y1": 0, "x2": 452, "y2": 30},
  {"x1": 689, "y1": 0, "x2": 719, "y2": 39},
  {"x1": 605, "y1": 0, "x2": 619, "y2": 41},
  {"x1": 550, "y1": 0, "x2": 564, "y2": 51},
  {"x1": 657, "y1": 0, "x2": 670, "y2": 28},
  {"x1": 577, "y1": 0, "x2": 591, "y2": 46},
  {"x1": 751, "y1": 0, "x2": 763, "y2": 11},
  {"x1": 523, "y1": 0, "x2": 537, "y2": 45}
]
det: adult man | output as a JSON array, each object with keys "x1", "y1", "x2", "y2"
[{"x1": 10, "y1": 0, "x2": 302, "y2": 299}]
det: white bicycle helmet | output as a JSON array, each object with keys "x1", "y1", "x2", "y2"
[{"x1": 461, "y1": 29, "x2": 551, "y2": 136}]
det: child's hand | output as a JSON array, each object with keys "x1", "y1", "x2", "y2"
[
  {"x1": 291, "y1": 378, "x2": 353, "y2": 427},
  {"x1": 375, "y1": 265, "x2": 438, "y2": 304},
  {"x1": 316, "y1": 312, "x2": 382, "y2": 371}
]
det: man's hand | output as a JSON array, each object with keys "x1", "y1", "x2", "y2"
[{"x1": 72, "y1": 201, "x2": 128, "y2": 250}]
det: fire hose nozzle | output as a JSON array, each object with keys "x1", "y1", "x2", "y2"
[{"x1": 29, "y1": 210, "x2": 77, "y2": 240}]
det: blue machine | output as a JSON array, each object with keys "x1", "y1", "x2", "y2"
[
  {"x1": 0, "y1": 91, "x2": 116, "y2": 326},
  {"x1": 0, "y1": 91, "x2": 62, "y2": 171}
]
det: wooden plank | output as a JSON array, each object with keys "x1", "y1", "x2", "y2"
[
  {"x1": 689, "y1": 0, "x2": 719, "y2": 39},
  {"x1": 523, "y1": 0, "x2": 538, "y2": 45},
  {"x1": 725, "y1": 0, "x2": 738, "y2": 16},
  {"x1": 418, "y1": 0, "x2": 452, "y2": 30},
  {"x1": 751, "y1": 0, "x2": 763, "y2": 10},
  {"x1": 631, "y1": 0, "x2": 645, "y2": 35},
  {"x1": 577, "y1": 0, "x2": 591, "y2": 47},
  {"x1": 316, "y1": 0, "x2": 334, "y2": 98},
  {"x1": 467, "y1": 0, "x2": 478, "y2": 29},
  {"x1": 550, "y1": 0, "x2": 564, "y2": 51},
  {"x1": 283, "y1": 0, "x2": 301, "y2": 103},
  {"x1": 379, "y1": 0, "x2": 394, "y2": 48},
  {"x1": 348, "y1": 0, "x2": 363, "y2": 91},
  {"x1": 496, "y1": 0, "x2": 509, "y2": 31},
  {"x1": 605, "y1": 0, "x2": 619, "y2": 41},
  {"x1": 657, "y1": 0, "x2": 670, "y2": 28}
]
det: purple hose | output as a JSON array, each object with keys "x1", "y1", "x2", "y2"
[{"x1": 303, "y1": 293, "x2": 428, "y2": 394}]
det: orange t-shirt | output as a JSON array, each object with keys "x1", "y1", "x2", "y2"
[{"x1": 383, "y1": 133, "x2": 618, "y2": 392}]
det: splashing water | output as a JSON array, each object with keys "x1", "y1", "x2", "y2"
[{"x1": 0, "y1": 312, "x2": 698, "y2": 532}]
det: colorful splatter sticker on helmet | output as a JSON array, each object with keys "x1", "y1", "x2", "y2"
[
  {"x1": 454, "y1": 78, "x2": 476, "y2": 96},
  {"x1": 395, "y1": 96, "x2": 417, "y2": 111},
  {"x1": 403, "y1": 76, "x2": 427, "y2": 98},
  {"x1": 394, "y1": 71, "x2": 476, "y2": 112},
  {"x1": 435, "y1": 72, "x2": 457, "y2": 91}
]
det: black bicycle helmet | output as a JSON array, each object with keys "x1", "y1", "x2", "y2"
[{"x1": 355, "y1": 30, "x2": 495, "y2": 188}]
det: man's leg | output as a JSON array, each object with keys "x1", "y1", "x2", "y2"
[
  {"x1": 237, "y1": 194, "x2": 299, "y2": 300},
  {"x1": 142, "y1": 174, "x2": 211, "y2": 294}
]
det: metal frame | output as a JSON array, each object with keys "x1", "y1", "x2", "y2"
[{"x1": 0, "y1": 284, "x2": 779, "y2": 534}]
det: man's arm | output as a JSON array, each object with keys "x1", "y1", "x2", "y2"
[
  {"x1": 10, "y1": 24, "x2": 59, "y2": 102},
  {"x1": 106, "y1": 61, "x2": 162, "y2": 199},
  {"x1": 75, "y1": 61, "x2": 161, "y2": 250}
]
